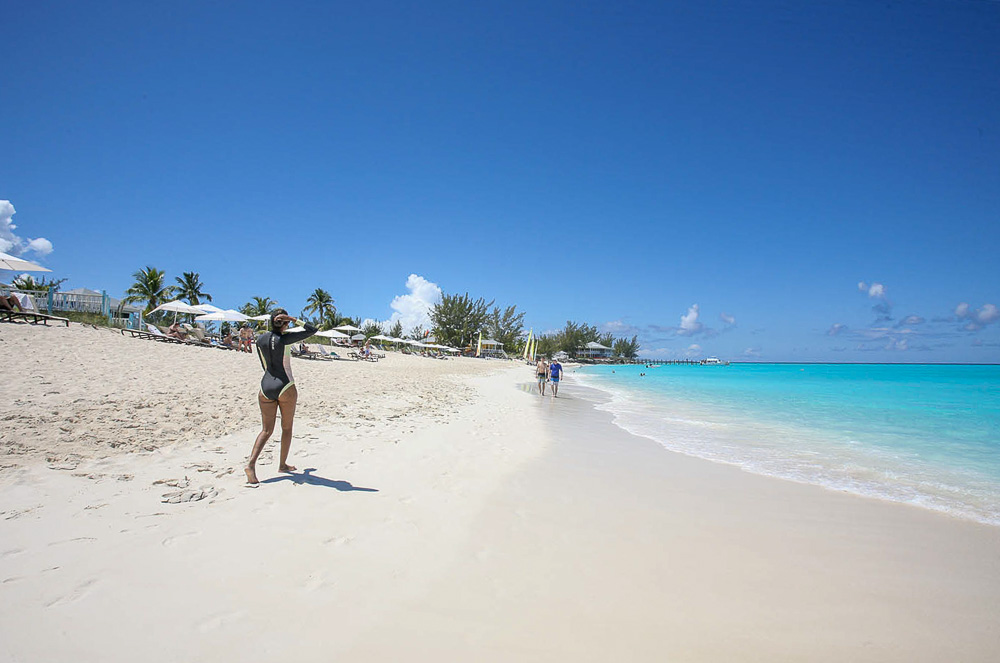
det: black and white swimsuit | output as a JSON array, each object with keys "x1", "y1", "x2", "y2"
[{"x1": 256, "y1": 321, "x2": 317, "y2": 400}]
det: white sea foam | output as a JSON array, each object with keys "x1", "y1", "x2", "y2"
[{"x1": 572, "y1": 371, "x2": 1000, "y2": 526}]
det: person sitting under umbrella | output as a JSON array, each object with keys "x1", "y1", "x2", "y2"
[{"x1": 167, "y1": 321, "x2": 188, "y2": 340}]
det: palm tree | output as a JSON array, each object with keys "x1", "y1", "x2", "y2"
[
  {"x1": 241, "y1": 296, "x2": 278, "y2": 330},
  {"x1": 10, "y1": 275, "x2": 67, "y2": 293},
  {"x1": 124, "y1": 266, "x2": 175, "y2": 313},
  {"x1": 174, "y1": 272, "x2": 212, "y2": 306},
  {"x1": 303, "y1": 288, "x2": 336, "y2": 329},
  {"x1": 241, "y1": 296, "x2": 277, "y2": 316}
]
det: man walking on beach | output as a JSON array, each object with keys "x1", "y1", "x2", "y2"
[
  {"x1": 549, "y1": 358, "x2": 563, "y2": 397},
  {"x1": 535, "y1": 357, "x2": 548, "y2": 395}
]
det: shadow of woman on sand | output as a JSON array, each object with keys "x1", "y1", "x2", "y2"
[{"x1": 261, "y1": 468, "x2": 378, "y2": 492}]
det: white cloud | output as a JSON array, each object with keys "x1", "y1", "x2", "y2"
[
  {"x1": 955, "y1": 302, "x2": 999, "y2": 331},
  {"x1": 978, "y1": 304, "x2": 999, "y2": 324},
  {"x1": 383, "y1": 274, "x2": 442, "y2": 333},
  {"x1": 899, "y1": 315, "x2": 925, "y2": 326},
  {"x1": 684, "y1": 343, "x2": 702, "y2": 357},
  {"x1": 719, "y1": 312, "x2": 735, "y2": 326},
  {"x1": 868, "y1": 282, "x2": 885, "y2": 298},
  {"x1": 857, "y1": 281, "x2": 868, "y2": 292},
  {"x1": 25, "y1": 237, "x2": 53, "y2": 256},
  {"x1": 678, "y1": 304, "x2": 703, "y2": 336},
  {"x1": 827, "y1": 323, "x2": 847, "y2": 336},
  {"x1": 742, "y1": 347, "x2": 761, "y2": 358},
  {"x1": 0, "y1": 201, "x2": 54, "y2": 257},
  {"x1": 600, "y1": 320, "x2": 640, "y2": 336}
]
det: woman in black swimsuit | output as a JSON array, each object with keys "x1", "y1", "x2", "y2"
[{"x1": 245, "y1": 309, "x2": 317, "y2": 485}]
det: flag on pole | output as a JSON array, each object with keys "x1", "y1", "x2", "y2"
[{"x1": 476, "y1": 331, "x2": 482, "y2": 358}]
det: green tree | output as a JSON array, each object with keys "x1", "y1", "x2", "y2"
[
  {"x1": 241, "y1": 296, "x2": 277, "y2": 317},
  {"x1": 304, "y1": 288, "x2": 336, "y2": 328},
  {"x1": 174, "y1": 271, "x2": 212, "y2": 306},
  {"x1": 486, "y1": 304, "x2": 526, "y2": 353},
  {"x1": 430, "y1": 292, "x2": 494, "y2": 348},
  {"x1": 124, "y1": 266, "x2": 175, "y2": 314},
  {"x1": 361, "y1": 320, "x2": 383, "y2": 339},
  {"x1": 598, "y1": 332, "x2": 615, "y2": 349},
  {"x1": 535, "y1": 335, "x2": 558, "y2": 358},
  {"x1": 10, "y1": 275, "x2": 67, "y2": 293},
  {"x1": 388, "y1": 320, "x2": 404, "y2": 339},
  {"x1": 613, "y1": 335, "x2": 640, "y2": 359},
  {"x1": 408, "y1": 324, "x2": 426, "y2": 340}
]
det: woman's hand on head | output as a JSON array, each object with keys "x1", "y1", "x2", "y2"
[{"x1": 274, "y1": 314, "x2": 295, "y2": 325}]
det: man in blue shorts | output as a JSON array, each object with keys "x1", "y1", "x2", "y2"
[{"x1": 548, "y1": 358, "x2": 563, "y2": 397}]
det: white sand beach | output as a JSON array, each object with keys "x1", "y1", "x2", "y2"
[{"x1": 2, "y1": 323, "x2": 999, "y2": 662}]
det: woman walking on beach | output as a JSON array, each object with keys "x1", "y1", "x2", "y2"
[{"x1": 245, "y1": 309, "x2": 317, "y2": 485}]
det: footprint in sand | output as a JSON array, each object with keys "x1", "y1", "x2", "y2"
[
  {"x1": 301, "y1": 572, "x2": 336, "y2": 594},
  {"x1": 161, "y1": 487, "x2": 218, "y2": 504},
  {"x1": 0, "y1": 548, "x2": 25, "y2": 560},
  {"x1": 161, "y1": 532, "x2": 199, "y2": 548},
  {"x1": 324, "y1": 535, "x2": 353, "y2": 547},
  {"x1": 48, "y1": 537, "x2": 97, "y2": 547},
  {"x1": 153, "y1": 477, "x2": 190, "y2": 489},
  {"x1": 46, "y1": 578, "x2": 99, "y2": 608},
  {"x1": 197, "y1": 610, "x2": 247, "y2": 633}
]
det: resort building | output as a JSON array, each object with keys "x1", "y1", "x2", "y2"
[
  {"x1": 479, "y1": 338, "x2": 506, "y2": 358},
  {"x1": 577, "y1": 341, "x2": 613, "y2": 360}
]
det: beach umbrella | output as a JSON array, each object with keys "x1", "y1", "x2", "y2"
[
  {"x1": 151, "y1": 300, "x2": 204, "y2": 315},
  {"x1": 248, "y1": 313, "x2": 271, "y2": 321},
  {"x1": 351, "y1": 333, "x2": 365, "y2": 341},
  {"x1": 0, "y1": 251, "x2": 52, "y2": 272},
  {"x1": 150, "y1": 299, "x2": 206, "y2": 323},
  {"x1": 315, "y1": 329, "x2": 349, "y2": 339},
  {"x1": 333, "y1": 324, "x2": 361, "y2": 333},
  {"x1": 192, "y1": 303, "x2": 224, "y2": 314},
  {"x1": 195, "y1": 309, "x2": 248, "y2": 322}
]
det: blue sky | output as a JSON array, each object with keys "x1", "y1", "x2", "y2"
[{"x1": 2, "y1": 0, "x2": 998, "y2": 361}]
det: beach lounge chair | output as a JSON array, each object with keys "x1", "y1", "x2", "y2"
[
  {"x1": 314, "y1": 344, "x2": 343, "y2": 360},
  {"x1": 0, "y1": 309, "x2": 70, "y2": 327},
  {"x1": 0, "y1": 293, "x2": 70, "y2": 327},
  {"x1": 144, "y1": 323, "x2": 192, "y2": 344},
  {"x1": 182, "y1": 324, "x2": 232, "y2": 349},
  {"x1": 292, "y1": 343, "x2": 322, "y2": 359}
]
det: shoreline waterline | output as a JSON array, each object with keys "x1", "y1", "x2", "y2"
[{"x1": 568, "y1": 364, "x2": 1000, "y2": 526}]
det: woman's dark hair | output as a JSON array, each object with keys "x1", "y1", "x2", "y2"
[{"x1": 269, "y1": 308, "x2": 288, "y2": 333}]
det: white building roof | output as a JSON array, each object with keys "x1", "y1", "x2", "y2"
[{"x1": 585, "y1": 341, "x2": 612, "y2": 350}]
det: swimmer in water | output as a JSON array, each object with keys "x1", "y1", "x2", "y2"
[{"x1": 245, "y1": 309, "x2": 317, "y2": 485}]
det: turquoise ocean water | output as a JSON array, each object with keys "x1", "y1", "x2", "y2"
[{"x1": 574, "y1": 364, "x2": 1000, "y2": 525}]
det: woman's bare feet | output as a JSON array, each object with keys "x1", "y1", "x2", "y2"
[
  {"x1": 278, "y1": 464, "x2": 297, "y2": 473},
  {"x1": 245, "y1": 467, "x2": 259, "y2": 484}
]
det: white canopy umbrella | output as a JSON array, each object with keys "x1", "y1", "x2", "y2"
[
  {"x1": 315, "y1": 329, "x2": 349, "y2": 339},
  {"x1": 334, "y1": 324, "x2": 361, "y2": 333},
  {"x1": 248, "y1": 313, "x2": 271, "y2": 321},
  {"x1": 350, "y1": 333, "x2": 365, "y2": 341},
  {"x1": 192, "y1": 303, "x2": 224, "y2": 314},
  {"x1": 195, "y1": 309, "x2": 248, "y2": 322},
  {"x1": 151, "y1": 300, "x2": 204, "y2": 315},
  {"x1": 150, "y1": 299, "x2": 206, "y2": 324},
  {"x1": 0, "y1": 251, "x2": 52, "y2": 272}
]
